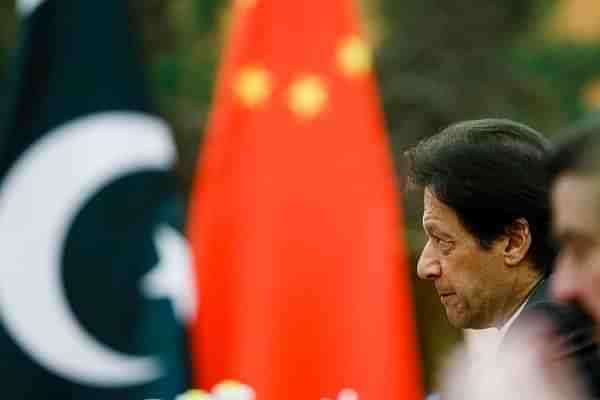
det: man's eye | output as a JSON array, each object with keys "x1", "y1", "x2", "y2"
[{"x1": 433, "y1": 237, "x2": 452, "y2": 252}]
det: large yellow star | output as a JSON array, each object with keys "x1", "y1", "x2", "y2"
[
  {"x1": 337, "y1": 35, "x2": 373, "y2": 77},
  {"x1": 234, "y1": 66, "x2": 272, "y2": 108},
  {"x1": 288, "y1": 75, "x2": 328, "y2": 119}
]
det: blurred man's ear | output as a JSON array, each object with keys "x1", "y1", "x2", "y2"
[{"x1": 504, "y1": 218, "x2": 532, "y2": 266}]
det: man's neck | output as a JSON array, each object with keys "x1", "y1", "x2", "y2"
[{"x1": 494, "y1": 273, "x2": 544, "y2": 330}]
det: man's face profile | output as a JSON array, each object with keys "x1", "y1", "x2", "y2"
[
  {"x1": 551, "y1": 173, "x2": 600, "y2": 330},
  {"x1": 417, "y1": 189, "x2": 508, "y2": 329}
]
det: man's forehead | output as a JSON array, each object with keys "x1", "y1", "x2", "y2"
[
  {"x1": 552, "y1": 174, "x2": 600, "y2": 236},
  {"x1": 423, "y1": 188, "x2": 445, "y2": 218},
  {"x1": 422, "y1": 188, "x2": 459, "y2": 228}
]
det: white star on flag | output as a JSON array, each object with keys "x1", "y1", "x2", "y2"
[{"x1": 141, "y1": 225, "x2": 197, "y2": 323}]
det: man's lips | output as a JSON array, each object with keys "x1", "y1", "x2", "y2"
[{"x1": 439, "y1": 292, "x2": 455, "y2": 300}]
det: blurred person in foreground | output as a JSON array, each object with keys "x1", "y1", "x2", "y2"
[
  {"x1": 406, "y1": 119, "x2": 555, "y2": 342},
  {"x1": 439, "y1": 118, "x2": 600, "y2": 400}
]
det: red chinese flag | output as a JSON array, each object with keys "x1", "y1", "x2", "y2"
[{"x1": 187, "y1": 1, "x2": 423, "y2": 399}]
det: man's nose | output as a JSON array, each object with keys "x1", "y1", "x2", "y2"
[
  {"x1": 417, "y1": 241, "x2": 441, "y2": 280},
  {"x1": 550, "y1": 251, "x2": 580, "y2": 304}
]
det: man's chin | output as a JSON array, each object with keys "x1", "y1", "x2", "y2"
[
  {"x1": 445, "y1": 308, "x2": 481, "y2": 329},
  {"x1": 445, "y1": 310, "x2": 470, "y2": 329},
  {"x1": 448, "y1": 318, "x2": 470, "y2": 329}
]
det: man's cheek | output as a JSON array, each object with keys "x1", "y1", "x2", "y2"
[{"x1": 445, "y1": 296, "x2": 464, "y2": 317}]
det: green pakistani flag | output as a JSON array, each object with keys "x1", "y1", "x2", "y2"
[{"x1": 0, "y1": 1, "x2": 194, "y2": 398}]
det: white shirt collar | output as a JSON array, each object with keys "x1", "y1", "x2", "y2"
[
  {"x1": 464, "y1": 295, "x2": 532, "y2": 361},
  {"x1": 499, "y1": 296, "x2": 529, "y2": 339}
]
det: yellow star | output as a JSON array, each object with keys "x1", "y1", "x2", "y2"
[
  {"x1": 288, "y1": 75, "x2": 328, "y2": 119},
  {"x1": 337, "y1": 36, "x2": 373, "y2": 77},
  {"x1": 234, "y1": 66, "x2": 272, "y2": 108}
]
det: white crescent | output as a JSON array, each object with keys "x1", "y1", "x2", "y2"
[{"x1": 0, "y1": 112, "x2": 176, "y2": 386}]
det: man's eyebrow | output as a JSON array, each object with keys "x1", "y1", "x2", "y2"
[{"x1": 423, "y1": 221, "x2": 451, "y2": 238}]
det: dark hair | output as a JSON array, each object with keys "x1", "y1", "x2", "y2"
[
  {"x1": 405, "y1": 118, "x2": 554, "y2": 273},
  {"x1": 547, "y1": 114, "x2": 600, "y2": 180}
]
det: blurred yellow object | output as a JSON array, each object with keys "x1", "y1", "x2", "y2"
[
  {"x1": 234, "y1": 66, "x2": 273, "y2": 108},
  {"x1": 337, "y1": 36, "x2": 373, "y2": 77},
  {"x1": 581, "y1": 79, "x2": 600, "y2": 109},
  {"x1": 212, "y1": 380, "x2": 256, "y2": 400},
  {"x1": 288, "y1": 75, "x2": 328, "y2": 119},
  {"x1": 550, "y1": 0, "x2": 600, "y2": 41},
  {"x1": 177, "y1": 389, "x2": 213, "y2": 400}
]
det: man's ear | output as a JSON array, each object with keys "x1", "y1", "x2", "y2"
[{"x1": 503, "y1": 218, "x2": 532, "y2": 266}]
